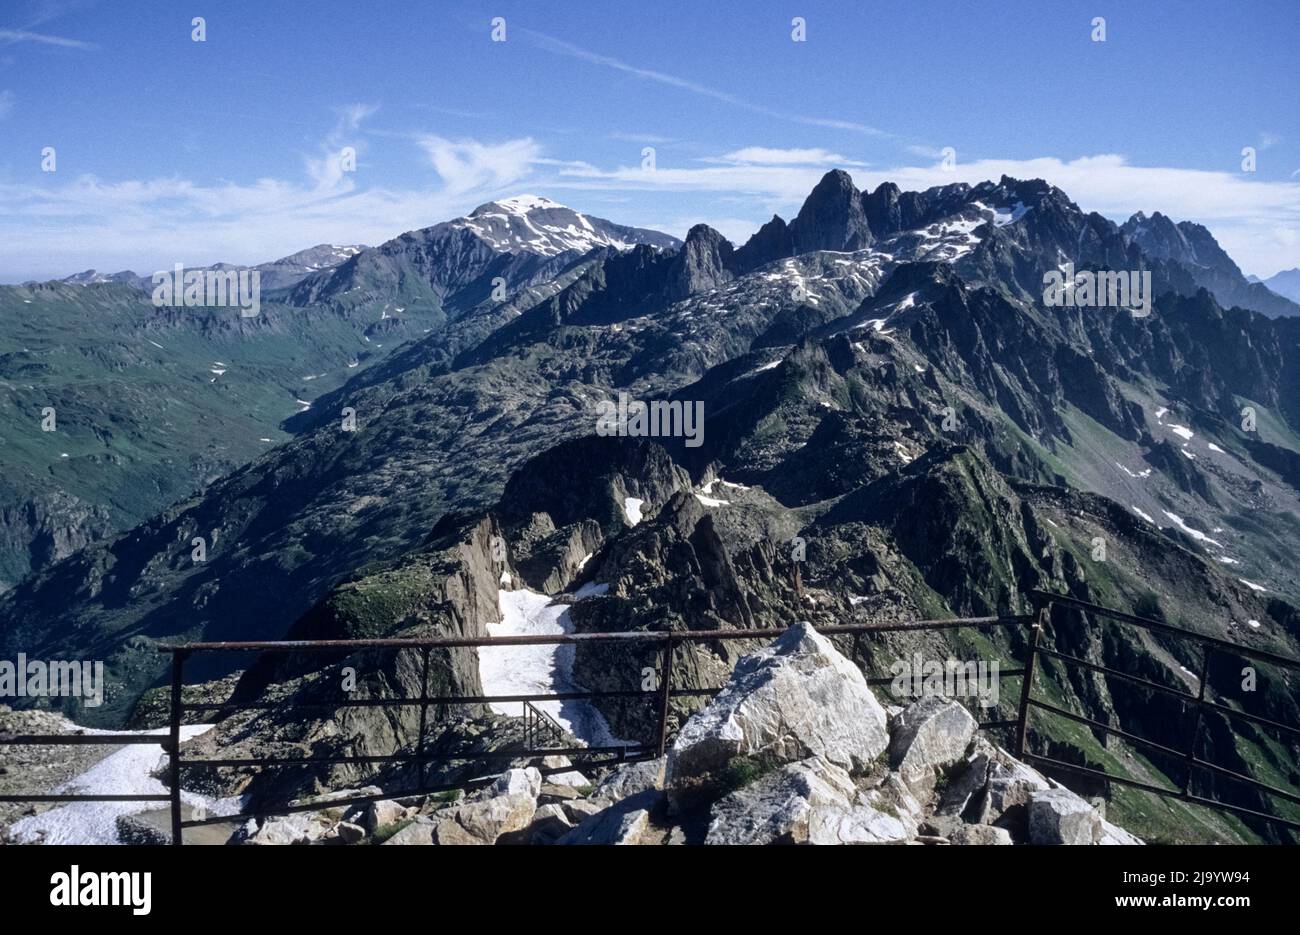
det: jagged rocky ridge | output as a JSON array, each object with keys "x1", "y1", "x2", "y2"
[{"x1": 3, "y1": 172, "x2": 1300, "y2": 843}]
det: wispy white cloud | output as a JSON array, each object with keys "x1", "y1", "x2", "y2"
[
  {"x1": 0, "y1": 28, "x2": 94, "y2": 49},
  {"x1": 709, "y1": 147, "x2": 864, "y2": 167},
  {"x1": 417, "y1": 135, "x2": 542, "y2": 194},
  {"x1": 521, "y1": 29, "x2": 890, "y2": 140},
  {"x1": 609, "y1": 132, "x2": 676, "y2": 145},
  {"x1": 0, "y1": 89, "x2": 13, "y2": 118},
  {"x1": 5, "y1": 133, "x2": 1299, "y2": 281},
  {"x1": 0, "y1": 118, "x2": 547, "y2": 278}
]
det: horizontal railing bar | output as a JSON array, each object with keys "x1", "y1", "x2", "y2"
[
  {"x1": 1033, "y1": 646, "x2": 1198, "y2": 701},
  {"x1": 1029, "y1": 590, "x2": 1300, "y2": 672},
  {"x1": 156, "y1": 616, "x2": 1033, "y2": 653},
  {"x1": 0, "y1": 793, "x2": 171, "y2": 803},
  {"x1": 977, "y1": 720, "x2": 1020, "y2": 729},
  {"x1": 1027, "y1": 697, "x2": 1190, "y2": 761},
  {"x1": 1188, "y1": 756, "x2": 1300, "y2": 807},
  {"x1": 1199, "y1": 698, "x2": 1300, "y2": 740},
  {"x1": 1020, "y1": 752, "x2": 1182, "y2": 797},
  {"x1": 863, "y1": 668, "x2": 1027, "y2": 688},
  {"x1": 1181, "y1": 793, "x2": 1300, "y2": 832},
  {"x1": 178, "y1": 744, "x2": 651, "y2": 769},
  {"x1": 1024, "y1": 753, "x2": 1300, "y2": 832},
  {"x1": 182, "y1": 687, "x2": 725, "y2": 714},
  {"x1": 0, "y1": 734, "x2": 168, "y2": 746}
]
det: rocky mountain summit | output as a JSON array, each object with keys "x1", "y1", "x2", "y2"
[{"x1": 212, "y1": 623, "x2": 1139, "y2": 845}]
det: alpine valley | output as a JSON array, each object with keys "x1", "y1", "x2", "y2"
[{"x1": 4, "y1": 174, "x2": 1300, "y2": 844}]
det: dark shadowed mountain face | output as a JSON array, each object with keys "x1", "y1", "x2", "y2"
[
  {"x1": 1121, "y1": 212, "x2": 1300, "y2": 318},
  {"x1": 3, "y1": 172, "x2": 1300, "y2": 840},
  {"x1": 0, "y1": 200, "x2": 679, "y2": 590}
]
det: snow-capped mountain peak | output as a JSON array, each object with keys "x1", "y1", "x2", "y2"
[
  {"x1": 457, "y1": 195, "x2": 680, "y2": 257},
  {"x1": 493, "y1": 194, "x2": 567, "y2": 214}
]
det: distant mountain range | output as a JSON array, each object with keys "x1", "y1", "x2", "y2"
[
  {"x1": 3, "y1": 175, "x2": 1300, "y2": 841},
  {"x1": 1250, "y1": 267, "x2": 1300, "y2": 305},
  {"x1": 54, "y1": 244, "x2": 368, "y2": 293}
]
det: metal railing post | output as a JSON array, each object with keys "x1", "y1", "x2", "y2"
[
  {"x1": 1015, "y1": 602, "x2": 1046, "y2": 758},
  {"x1": 655, "y1": 634, "x2": 676, "y2": 758},
  {"x1": 415, "y1": 647, "x2": 431, "y2": 790},
  {"x1": 168, "y1": 650, "x2": 188, "y2": 846}
]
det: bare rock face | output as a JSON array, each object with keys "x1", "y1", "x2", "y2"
[
  {"x1": 666, "y1": 622, "x2": 889, "y2": 797},
  {"x1": 1029, "y1": 787, "x2": 1103, "y2": 845},
  {"x1": 592, "y1": 756, "x2": 666, "y2": 804},
  {"x1": 887, "y1": 697, "x2": 979, "y2": 797},
  {"x1": 704, "y1": 757, "x2": 914, "y2": 845},
  {"x1": 433, "y1": 767, "x2": 541, "y2": 844},
  {"x1": 951, "y1": 824, "x2": 1013, "y2": 845},
  {"x1": 556, "y1": 790, "x2": 660, "y2": 845},
  {"x1": 525, "y1": 804, "x2": 574, "y2": 844}
]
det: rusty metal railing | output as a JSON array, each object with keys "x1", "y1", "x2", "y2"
[
  {"x1": 1019, "y1": 590, "x2": 1300, "y2": 834},
  {"x1": 4, "y1": 591, "x2": 1298, "y2": 843},
  {"x1": 522, "y1": 700, "x2": 567, "y2": 750}
]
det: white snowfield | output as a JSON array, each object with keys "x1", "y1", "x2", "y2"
[
  {"x1": 453, "y1": 195, "x2": 655, "y2": 258},
  {"x1": 9, "y1": 724, "x2": 242, "y2": 845},
  {"x1": 481, "y1": 586, "x2": 633, "y2": 749}
]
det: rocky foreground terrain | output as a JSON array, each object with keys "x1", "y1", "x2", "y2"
[{"x1": 124, "y1": 624, "x2": 1140, "y2": 846}]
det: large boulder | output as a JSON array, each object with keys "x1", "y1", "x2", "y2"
[
  {"x1": 705, "y1": 757, "x2": 914, "y2": 845},
  {"x1": 557, "y1": 790, "x2": 659, "y2": 845},
  {"x1": 593, "y1": 757, "x2": 666, "y2": 803},
  {"x1": 241, "y1": 812, "x2": 336, "y2": 845},
  {"x1": 382, "y1": 817, "x2": 436, "y2": 845},
  {"x1": 887, "y1": 697, "x2": 978, "y2": 796},
  {"x1": 667, "y1": 623, "x2": 889, "y2": 797},
  {"x1": 1029, "y1": 788, "x2": 1103, "y2": 845},
  {"x1": 437, "y1": 767, "x2": 541, "y2": 843},
  {"x1": 970, "y1": 741, "x2": 1052, "y2": 830},
  {"x1": 525, "y1": 804, "x2": 575, "y2": 844},
  {"x1": 950, "y1": 824, "x2": 1013, "y2": 845},
  {"x1": 1099, "y1": 819, "x2": 1144, "y2": 845},
  {"x1": 365, "y1": 799, "x2": 413, "y2": 834}
]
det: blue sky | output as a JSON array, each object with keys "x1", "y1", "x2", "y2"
[{"x1": 1, "y1": 0, "x2": 1297, "y2": 280}]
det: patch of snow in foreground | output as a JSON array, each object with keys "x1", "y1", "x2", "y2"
[
  {"x1": 1216, "y1": 555, "x2": 1241, "y2": 565},
  {"x1": 1131, "y1": 506, "x2": 1154, "y2": 523},
  {"x1": 1168, "y1": 424, "x2": 1194, "y2": 440},
  {"x1": 694, "y1": 493, "x2": 730, "y2": 507},
  {"x1": 1247, "y1": 619, "x2": 1261, "y2": 629},
  {"x1": 1239, "y1": 579, "x2": 1267, "y2": 593},
  {"x1": 9, "y1": 725, "x2": 242, "y2": 845},
  {"x1": 1207, "y1": 443, "x2": 1225, "y2": 454},
  {"x1": 482, "y1": 589, "x2": 634, "y2": 748},
  {"x1": 623, "y1": 497, "x2": 644, "y2": 526}
]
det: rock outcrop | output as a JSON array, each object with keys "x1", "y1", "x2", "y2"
[
  {"x1": 666, "y1": 622, "x2": 890, "y2": 803},
  {"x1": 218, "y1": 623, "x2": 1142, "y2": 846}
]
